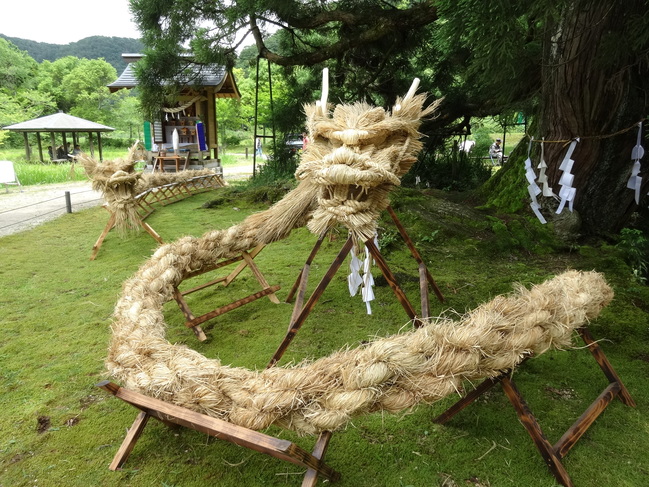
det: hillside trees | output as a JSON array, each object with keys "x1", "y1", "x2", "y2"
[
  {"x1": 0, "y1": 34, "x2": 144, "y2": 72},
  {"x1": 0, "y1": 39, "x2": 56, "y2": 145},
  {"x1": 130, "y1": 0, "x2": 649, "y2": 235},
  {"x1": 0, "y1": 39, "x2": 143, "y2": 147}
]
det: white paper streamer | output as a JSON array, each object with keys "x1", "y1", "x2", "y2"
[
  {"x1": 556, "y1": 138, "x2": 579, "y2": 214},
  {"x1": 347, "y1": 237, "x2": 378, "y2": 314},
  {"x1": 360, "y1": 237, "x2": 378, "y2": 314},
  {"x1": 536, "y1": 138, "x2": 555, "y2": 198},
  {"x1": 523, "y1": 137, "x2": 546, "y2": 224},
  {"x1": 347, "y1": 247, "x2": 363, "y2": 296},
  {"x1": 627, "y1": 122, "x2": 644, "y2": 204}
]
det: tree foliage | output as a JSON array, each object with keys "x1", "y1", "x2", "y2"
[
  {"x1": 0, "y1": 39, "x2": 56, "y2": 145},
  {"x1": 0, "y1": 38, "x2": 143, "y2": 148},
  {"x1": 0, "y1": 34, "x2": 143, "y2": 72},
  {"x1": 130, "y1": 0, "x2": 649, "y2": 234}
]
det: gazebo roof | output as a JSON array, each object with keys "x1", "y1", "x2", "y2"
[
  {"x1": 107, "y1": 53, "x2": 240, "y2": 98},
  {"x1": 3, "y1": 112, "x2": 115, "y2": 132}
]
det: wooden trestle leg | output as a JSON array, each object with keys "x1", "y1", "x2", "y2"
[
  {"x1": 385, "y1": 205, "x2": 445, "y2": 307},
  {"x1": 268, "y1": 235, "x2": 355, "y2": 367},
  {"x1": 97, "y1": 381, "x2": 340, "y2": 484},
  {"x1": 90, "y1": 207, "x2": 164, "y2": 261},
  {"x1": 90, "y1": 211, "x2": 116, "y2": 260},
  {"x1": 269, "y1": 232, "x2": 427, "y2": 367},
  {"x1": 364, "y1": 238, "x2": 424, "y2": 328},
  {"x1": 432, "y1": 326, "x2": 635, "y2": 487}
]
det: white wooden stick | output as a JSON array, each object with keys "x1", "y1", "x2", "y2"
[
  {"x1": 320, "y1": 68, "x2": 329, "y2": 116},
  {"x1": 395, "y1": 77, "x2": 420, "y2": 111}
]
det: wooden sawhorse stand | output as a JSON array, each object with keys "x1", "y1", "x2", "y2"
[
  {"x1": 433, "y1": 326, "x2": 635, "y2": 487},
  {"x1": 173, "y1": 243, "x2": 281, "y2": 341},
  {"x1": 90, "y1": 174, "x2": 225, "y2": 260},
  {"x1": 268, "y1": 205, "x2": 444, "y2": 367},
  {"x1": 90, "y1": 205, "x2": 164, "y2": 260},
  {"x1": 98, "y1": 206, "x2": 444, "y2": 483},
  {"x1": 97, "y1": 381, "x2": 340, "y2": 486}
]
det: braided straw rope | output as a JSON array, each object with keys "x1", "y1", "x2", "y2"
[{"x1": 109, "y1": 269, "x2": 613, "y2": 435}]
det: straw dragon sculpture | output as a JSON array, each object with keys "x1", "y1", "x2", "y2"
[{"x1": 104, "y1": 77, "x2": 614, "y2": 435}]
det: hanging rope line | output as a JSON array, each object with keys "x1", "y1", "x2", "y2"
[
  {"x1": 523, "y1": 118, "x2": 647, "y2": 145},
  {"x1": 161, "y1": 95, "x2": 206, "y2": 113}
]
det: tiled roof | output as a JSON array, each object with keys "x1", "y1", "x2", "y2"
[
  {"x1": 3, "y1": 112, "x2": 114, "y2": 132},
  {"x1": 108, "y1": 54, "x2": 229, "y2": 92}
]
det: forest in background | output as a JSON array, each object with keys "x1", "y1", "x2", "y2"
[
  {"x1": 0, "y1": 35, "x2": 279, "y2": 153},
  {"x1": 0, "y1": 34, "x2": 143, "y2": 72}
]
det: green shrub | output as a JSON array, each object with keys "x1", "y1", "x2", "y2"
[
  {"x1": 616, "y1": 228, "x2": 649, "y2": 283},
  {"x1": 403, "y1": 147, "x2": 492, "y2": 191}
]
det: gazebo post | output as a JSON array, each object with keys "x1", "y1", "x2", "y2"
[
  {"x1": 62, "y1": 132, "x2": 68, "y2": 155},
  {"x1": 98, "y1": 132, "x2": 103, "y2": 161},
  {"x1": 36, "y1": 133, "x2": 44, "y2": 162},
  {"x1": 22, "y1": 133, "x2": 31, "y2": 161},
  {"x1": 50, "y1": 133, "x2": 57, "y2": 161},
  {"x1": 88, "y1": 132, "x2": 95, "y2": 158}
]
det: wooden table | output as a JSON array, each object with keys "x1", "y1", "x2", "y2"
[{"x1": 152, "y1": 155, "x2": 184, "y2": 172}]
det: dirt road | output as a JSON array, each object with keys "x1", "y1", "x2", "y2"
[{"x1": 0, "y1": 164, "x2": 254, "y2": 238}]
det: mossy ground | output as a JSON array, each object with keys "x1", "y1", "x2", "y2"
[{"x1": 1, "y1": 184, "x2": 647, "y2": 487}]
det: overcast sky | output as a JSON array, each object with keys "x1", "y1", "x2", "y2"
[{"x1": 0, "y1": 0, "x2": 141, "y2": 44}]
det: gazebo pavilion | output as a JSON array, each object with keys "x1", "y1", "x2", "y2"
[{"x1": 3, "y1": 112, "x2": 115, "y2": 162}]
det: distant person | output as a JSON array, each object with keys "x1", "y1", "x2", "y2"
[
  {"x1": 489, "y1": 138, "x2": 503, "y2": 165},
  {"x1": 56, "y1": 145, "x2": 66, "y2": 160},
  {"x1": 71, "y1": 144, "x2": 82, "y2": 157},
  {"x1": 255, "y1": 137, "x2": 263, "y2": 157}
]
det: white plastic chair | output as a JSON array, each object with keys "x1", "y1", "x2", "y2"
[{"x1": 0, "y1": 160, "x2": 22, "y2": 192}]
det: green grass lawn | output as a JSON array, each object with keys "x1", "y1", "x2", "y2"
[
  {"x1": 0, "y1": 147, "x2": 252, "y2": 186},
  {"x1": 0, "y1": 184, "x2": 647, "y2": 487}
]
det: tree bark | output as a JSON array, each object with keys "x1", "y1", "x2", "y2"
[{"x1": 539, "y1": 0, "x2": 648, "y2": 235}]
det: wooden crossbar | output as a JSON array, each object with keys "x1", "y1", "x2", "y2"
[
  {"x1": 173, "y1": 244, "x2": 280, "y2": 341},
  {"x1": 433, "y1": 326, "x2": 635, "y2": 487},
  {"x1": 96, "y1": 381, "x2": 340, "y2": 485}
]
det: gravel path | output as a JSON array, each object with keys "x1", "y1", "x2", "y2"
[
  {"x1": 0, "y1": 163, "x2": 255, "y2": 238},
  {"x1": 0, "y1": 181, "x2": 103, "y2": 238}
]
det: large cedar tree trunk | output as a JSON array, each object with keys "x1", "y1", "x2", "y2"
[{"x1": 539, "y1": 1, "x2": 648, "y2": 235}]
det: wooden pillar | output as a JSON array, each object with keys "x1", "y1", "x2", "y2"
[
  {"x1": 50, "y1": 132, "x2": 56, "y2": 161},
  {"x1": 98, "y1": 132, "x2": 103, "y2": 161},
  {"x1": 62, "y1": 132, "x2": 68, "y2": 154},
  {"x1": 36, "y1": 132, "x2": 44, "y2": 162},
  {"x1": 206, "y1": 88, "x2": 218, "y2": 160},
  {"x1": 22, "y1": 132, "x2": 31, "y2": 161},
  {"x1": 88, "y1": 132, "x2": 95, "y2": 157}
]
